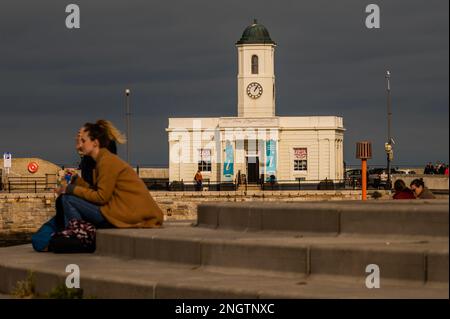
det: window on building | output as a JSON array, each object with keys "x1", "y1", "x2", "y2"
[
  {"x1": 251, "y1": 55, "x2": 258, "y2": 74},
  {"x1": 198, "y1": 149, "x2": 212, "y2": 172},
  {"x1": 294, "y1": 160, "x2": 307, "y2": 171},
  {"x1": 293, "y1": 148, "x2": 308, "y2": 171}
]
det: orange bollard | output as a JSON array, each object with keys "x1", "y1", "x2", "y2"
[
  {"x1": 361, "y1": 159, "x2": 367, "y2": 201},
  {"x1": 356, "y1": 141, "x2": 372, "y2": 201}
]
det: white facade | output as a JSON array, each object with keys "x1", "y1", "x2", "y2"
[{"x1": 166, "y1": 22, "x2": 345, "y2": 184}]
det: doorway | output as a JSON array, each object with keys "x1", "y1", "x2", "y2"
[{"x1": 246, "y1": 156, "x2": 259, "y2": 184}]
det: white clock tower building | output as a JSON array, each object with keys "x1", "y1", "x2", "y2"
[
  {"x1": 236, "y1": 19, "x2": 276, "y2": 117},
  {"x1": 167, "y1": 20, "x2": 345, "y2": 186}
]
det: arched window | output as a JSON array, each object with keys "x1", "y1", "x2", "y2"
[{"x1": 251, "y1": 55, "x2": 258, "y2": 74}]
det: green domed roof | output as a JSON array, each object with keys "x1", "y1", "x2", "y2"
[{"x1": 236, "y1": 19, "x2": 276, "y2": 45}]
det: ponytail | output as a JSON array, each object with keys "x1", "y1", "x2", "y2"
[
  {"x1": 83, "y1": 120, "x2": 126, "y2": 149},
  {"x1": 96, "y1": 120, "x2": 127, "y2": 144}
]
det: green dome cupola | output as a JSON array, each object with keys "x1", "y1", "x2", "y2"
[{"x1": 236, "y1": 19, "x2": 276, "y2": 45}]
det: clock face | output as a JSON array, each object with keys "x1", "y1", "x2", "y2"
[{"x1": 246, "y1": 82, "x2": 263, "y2": 99}]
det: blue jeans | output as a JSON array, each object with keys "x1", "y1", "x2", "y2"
[
  {"x1": 32, "y1": 195, "x2": 113, "y2": 252},
  {"x1": 60, "y1": 195, "x2": 110, "y2": 228}
]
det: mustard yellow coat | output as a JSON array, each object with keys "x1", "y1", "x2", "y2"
[{"x1": 67, "y1": 148, "x2": 163, "y2": 228}]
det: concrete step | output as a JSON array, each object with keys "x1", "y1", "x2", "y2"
[
  {"x1": 0, "y1": 245, "x2": 447, "y2": 299},
  {"x1": 1, "y1": 201, "x2": 447, "y2": 299},
  {"x1": 94, "y1": 226, "x2": 449, "y2": 284},
  {"x1": 197, "y1": 201, "x2": 449, "y2": 237}
]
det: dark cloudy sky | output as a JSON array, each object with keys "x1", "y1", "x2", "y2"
[{"x1": 0, "y1": 0, "x2": 448, "y2": 168}]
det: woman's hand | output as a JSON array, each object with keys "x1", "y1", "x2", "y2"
[
  {"x1": 55, "y1": 184, "x2": 67, "y2": 195},
  {"x1": 66, "y1": 169, "x2": 78, "y2": 181}
]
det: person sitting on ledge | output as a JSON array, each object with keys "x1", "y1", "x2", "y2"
[
  {"x1": 410, "y1": 178, "x2": 436, "y2": 199},
  {"x1": 32, "y1": 120, "x2": 163, "y2": 252},
  {"x1": 392, "y1": 179, "x2": 415, "y2": 200}
]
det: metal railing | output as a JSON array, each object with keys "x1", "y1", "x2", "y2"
[
  {"x1": 0, "y1": 176, "x2": 377, "y2": 193},
  {"x1": 142, "y1": 178, "x2": 374, "y2": 192},
  {"x1": 1, "y1": 174, "x2": 57, "y2": 193}
]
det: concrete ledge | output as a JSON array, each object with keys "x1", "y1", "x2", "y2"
[
  {"x1": 95, "y1": 227, "x2": 449, "y2": 283},
  {"x1": 198, "y1": 201, "x2": 449, "y2": 237},
  {"x1": 340, "y1": 207, "x2": 449, "y2": 236},
  {"x1": 260, "y1": 205, "x2": 338, "y2": 233},
  {"x1": 0, "y1": 245, "x2": 447, "y2": 299},
  {"x1": 428, "y1": 252, "x2": 449, "y2": 283},
  {"x1": 1, "y1": 198, "x2": 448, "y2": 299},
  {"x1": 201, "y1": 241, "x2": 308, "y2": 274},
  {"x1": 310, "y1": 247, "x2": 426, "y2": 282},
  {"x1": 392, "y1": 175, "x2": 449, "y2": 191},
  {"x1": 151, "y1": 190, "x2": 368, "y2": 197}
]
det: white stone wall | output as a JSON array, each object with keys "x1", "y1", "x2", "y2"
[
  {"x1": 278, "y1": 130, "x2": 338, "y2": 181},
  {"x1": 168, "y1": 123, "x2": 221, "y2": 183}
]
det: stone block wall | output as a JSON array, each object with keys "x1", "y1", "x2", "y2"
[
  {"x1": 0, "y1": 194, "x2": 56, "y2": 235},
  {"x1": 392, "y1": 175, "x2": 448, "y2": 190},
  {"x1": 0, "y1": 190, "x2": 390, "y2": 233},
  {"x1": 152, "y1": 190, "x2": 388, "y2": 220}
]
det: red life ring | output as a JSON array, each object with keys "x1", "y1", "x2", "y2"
[{"x1": 28, "y1": 162, "x2": 39, "y2": 173}]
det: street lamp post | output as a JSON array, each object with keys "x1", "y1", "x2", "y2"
[
  {"x1": 125, "y1": 88, "x2": 131, "y2": 164},
  {"x1": 385, "y1": 71, "x2": 393, "y2": 189}
]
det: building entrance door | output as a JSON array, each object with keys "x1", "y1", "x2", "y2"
[{"x1": 246, "y1": 156, "x2": 259, "y2": 184}]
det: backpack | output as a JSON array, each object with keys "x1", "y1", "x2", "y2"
[{"x1": 48, "y1": 219, "x2": 97, "y2": 253}]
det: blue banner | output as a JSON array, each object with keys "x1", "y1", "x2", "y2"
[
  {"x1": 223, "y1": 141, "x2": 234, "y2": 181},
  {"x1": 265, "y1": 139, "x2": 277, "y2": 178}
]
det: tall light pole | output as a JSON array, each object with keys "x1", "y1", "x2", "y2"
[
  {"x1": 385, "y1": 71, "x2": 393, "y2": 189},
  {"x1": 125, "y1": 88, "x2": 131, "y2": 164}
]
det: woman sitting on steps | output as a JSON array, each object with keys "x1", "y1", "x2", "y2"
[{"x1": 32, "y1": 120, "x2": 163, "y2": 252}]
